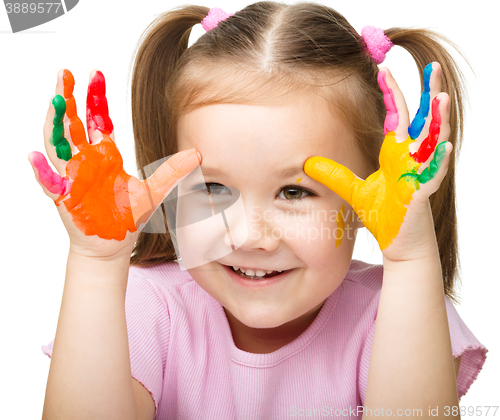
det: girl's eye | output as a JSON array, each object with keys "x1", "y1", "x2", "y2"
[
  {"x1": 205, "y1": 183, "x2": 231, "y2": 196},
  {"x1": 277, "y1": 186, "x2": 311, "y2": 202}
]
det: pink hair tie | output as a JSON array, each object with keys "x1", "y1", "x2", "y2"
[
  {"x1": 201, "y1": 7, "x2": 234, "y2": 31},
  {"x1": 361, "y1": 26, "x2": 393, "y2": 64}
]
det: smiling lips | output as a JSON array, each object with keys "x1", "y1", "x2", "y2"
[
  {"x1": 234, "y1": 267, "x2": 282, "y2": 276},
  {"x1": 224, "y1": 264, "x2": 292, "y2": 280}
]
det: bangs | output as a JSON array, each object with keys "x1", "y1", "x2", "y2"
[{"x1": 170, "y1": 59, "x2": 354, "y2": 115}]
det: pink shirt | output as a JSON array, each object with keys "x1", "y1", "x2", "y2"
[{"x1": 43, "y1": 260, "x2": 488, "y2": 419}]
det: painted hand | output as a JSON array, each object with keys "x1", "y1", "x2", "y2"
[
  {"x1": 304, "y1": 63, "x2": 452, "y2": 254},
  {"x1": 28, "y1": 69, "x2": 201, "y2": 247}
]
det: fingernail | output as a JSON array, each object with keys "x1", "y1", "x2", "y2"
[
  {"x1": 62, "y1": 69, "x2": 75, "y2": 99},
  {"x1": 172, "y1": 149, "x2": 199, "y2": 172},
  {"x1": 314, "y1": 160, "x2": 333, "y2": 178},
  {"x1": 196, "y1": 150, "x2": 202, "y2": 163},
  {"x1": 305, "y1": 157, "x2": 332, "y2": 178}
]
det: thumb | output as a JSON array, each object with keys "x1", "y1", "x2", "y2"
[
  {"x1": 146, "y1": 148, "x2": 202, "y2": 206},
  {"x1": 129, "y1": 148, "x2": 202, "y2": 229},
  {"x1": 304, "y1": 156, "x2": 360, "y2": 207}
]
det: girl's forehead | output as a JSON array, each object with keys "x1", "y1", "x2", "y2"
[
  {"x1": 177, "y1": 98, "x2": 349, "y2": 147},
  {"x1": 177, "y1": 100, "x2": 361, "y2": 180}
]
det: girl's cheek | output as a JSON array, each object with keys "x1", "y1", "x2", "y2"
[{"x1": 273, "y1": 215, "x2": 338, "y2": 246}]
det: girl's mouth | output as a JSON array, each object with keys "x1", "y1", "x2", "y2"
[
  {"x1": 229, "y1": 266, "x2": 284, "y2": 280},
  {"x1": 221, "y1": 263, "x2": 294, "y2": 288}
]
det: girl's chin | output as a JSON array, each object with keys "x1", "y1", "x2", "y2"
[{"x1": 223, "y1": 303, "x2": 299, "y2": 329}]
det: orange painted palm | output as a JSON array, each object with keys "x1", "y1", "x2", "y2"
[
  {"x1": 305, "y1": 63, "x2": 452, "y2": 252},
  {"x1": 29, "y1": 69, "x2": 200, "y2": 246}
]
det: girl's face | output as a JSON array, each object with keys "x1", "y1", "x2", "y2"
[{"x1": 177, "y1": 95, "x2": 367, "y2": 348}]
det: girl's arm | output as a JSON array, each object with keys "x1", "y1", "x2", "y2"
[
  {"x1": 305, "y1": 63, "x2": 460, "y2": 418},
  {"x1": 363, "y1": 66, "x2": 459, "y2": 418},
  {"x1": 31, "y1": 69, "x2": 200, "y2": 420},
  {"x1": 364, "y1": 202, "x2": 460, "y2": 419},
  {"x1": 43, "y1": 252, "x2": 141, "y2": 420}
]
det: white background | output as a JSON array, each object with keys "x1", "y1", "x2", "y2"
[{"x1": 0, "y1": 0, "x2": 498, "y2": 417}]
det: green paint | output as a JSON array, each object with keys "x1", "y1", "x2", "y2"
[
  {"x1": 398, "y1": 168, "x2": 420, "y2": 191},
  {"x1": 417, "y1": 141, "x2": 447, "y2": 184},
  {"x1": 398, "y1": 141, "x2": 447, "y2": 187},
  {"x1": 51, "y1": 95, "x2": 72, "y2": 161}
]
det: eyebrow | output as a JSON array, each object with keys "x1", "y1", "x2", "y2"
[{"x1": 200, "y1": 166, "x2": 304, "y2": 179}]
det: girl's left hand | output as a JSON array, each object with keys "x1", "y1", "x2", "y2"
[{"x1": 304, "y1": 62, "x2": 452, "y2": 262}]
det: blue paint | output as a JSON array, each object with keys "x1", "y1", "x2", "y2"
[{"x1": 408, "y1": 63, "x2": 433, "y2": 139}]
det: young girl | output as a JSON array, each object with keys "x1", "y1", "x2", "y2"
[{"x1": 33, "y1": 2, "x2": 488, "y2": 419}]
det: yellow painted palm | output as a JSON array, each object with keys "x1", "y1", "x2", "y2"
[{"x1": 305, "y1": 63, "x2": 450, "y2": 251}]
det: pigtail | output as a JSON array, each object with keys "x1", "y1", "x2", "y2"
[
  {"x1": 130, "y1": 5, "x2": 209, "y2": 266},
  {"x1": 384, "y1": 28, "x2": 468, "y2": 304}
]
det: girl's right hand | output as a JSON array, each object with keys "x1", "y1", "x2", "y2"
[{"x1": 28, "y1": 69, "x2": 201, "y2": 260}]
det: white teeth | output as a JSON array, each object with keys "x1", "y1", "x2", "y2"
[{"x1": 231, "y1": 266, "x2": 287, "y2": 276}]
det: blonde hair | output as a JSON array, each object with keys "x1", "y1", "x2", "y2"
[{"x1": 130, "y1": 2, "x2": 466, "y2": 304}]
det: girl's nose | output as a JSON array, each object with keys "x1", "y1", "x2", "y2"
[{"x1": 230, "y1": 203, "x2": 281, "y2": 253}]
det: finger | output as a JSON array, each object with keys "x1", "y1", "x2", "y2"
[
  {"x1": 377, "y1": 67, "x2": 410, "y2": 142},
  {"x1": 129, "y1": 149, "x2": 202, "y2": 226},
  {"x1": 28, "y1": 151, "x2": 72, "y2": 201},
  {"x1": 411, "y1": 92, "x2": 450, "y2": 164},
  {"x1": 58, "y1": 69, "x2": 88, "y2": 151},
  {"x1": 43, "y1": 94, "x2": 70, "y2": 175},
  {"x1": 408, "y1": 62, "x2": 442, "y2": 142},
  {"x1": 86, "y1": 70, "x2": 114, "y2": 144},
  {"x1": 304, "y1": 156, "x2": 362, "y2": 207},
  {"x1": 147, "y1": 148, "x2": 202, "y2": 203},
  {"x1": 417, "y1": 141, "x2": 452, "y2": 187}
]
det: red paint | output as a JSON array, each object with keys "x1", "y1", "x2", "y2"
[
  {"x1": 86, "y1": 71, "x2": 114, "y2": 138},
  {"x1": 411, "y1": 97, "x2": 441, "y2": 163},
  {"x1": 54, "y1": 70, "x2": 135, "y2": 240},
  {"x1": 32, "y1": 70, "x2": 199, "y2": 241}
]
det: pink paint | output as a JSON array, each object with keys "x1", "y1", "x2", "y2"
[
  {"x1": 377, "y1": 71, "x2": 399, "y2": 134},
  {"x1": 30, "y1": 151, "x2": 71, "y2": 196}
]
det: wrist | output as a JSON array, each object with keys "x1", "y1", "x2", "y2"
[
  {"x1": 382, "y1": 236, "x2": 439, "y2": 265},
  {"x1": 69, "y1": 243, "x2": 133, "y2": 262},
  {"x1": 66, "y1": 248, "x2": 131, "y2": 290},
  {"x1": 381, "y1": 197, "x2": 440, "y2": 264},
  {"x1": 382, "y1": 251, "x2": 443, "y2": 290}
]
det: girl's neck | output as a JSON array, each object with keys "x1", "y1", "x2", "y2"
[{"x1": 223, "y1": 300, "x2": 325, "y2": 354}]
